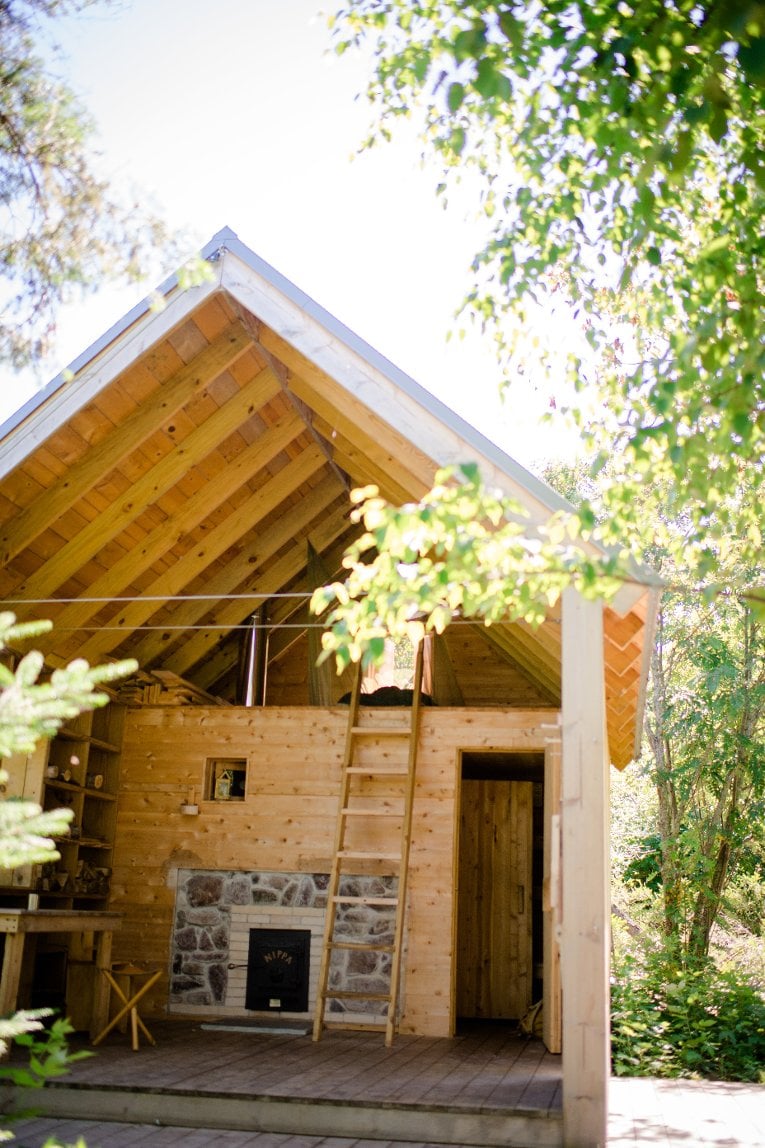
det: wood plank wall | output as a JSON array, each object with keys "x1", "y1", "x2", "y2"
[{"x1": 112, "y1": 705, "x2": 560, "y2": 1037}]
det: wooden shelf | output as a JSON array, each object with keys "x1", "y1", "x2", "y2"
[
  {"x1": 35, "y1": 702, "x2": 125, "y2": 913},
  {"x1": 56, "y1": 727, "x2": 120, "y2": 753},
  {"x1": 52, "y1": 836, "x2": 110, "y2": 850},
  {"x1": 44, "y1": 780, "x2": 116, "y2": 802}
]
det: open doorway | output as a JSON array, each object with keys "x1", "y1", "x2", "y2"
[{"x1": 456, "y1": 752, "x2": 544, "y2": 1024}]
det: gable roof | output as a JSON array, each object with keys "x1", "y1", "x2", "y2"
[{"x1": 0, "y1": 227, "x2": 658, "y2": 767}]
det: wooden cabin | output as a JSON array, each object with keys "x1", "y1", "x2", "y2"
[{"x1": 0, "y1": 227, "x2": 658, "y2": 1145}]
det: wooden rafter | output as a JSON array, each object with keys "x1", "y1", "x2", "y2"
[
  {"x1": 259, "y1": 327, "x2": 437, "y2": 492},
  {"x1": 73, "y1": 447, "x2": 332, "y2": 665},
  {"x1": 28, "y1": 409, "x2": 307, "y2": 652},
  {"x1": 476, "y1": 624, "x2": 561, "y2": 705},
  {"x1": 314, "y1": 422, "x2": 424, "y2": 505},
  {"x1": 128, "y1": 475, "x2": 347, "y2": 670},
  {"x1": 162, "y1": 504, "x2": 355, "y2": 678},
  {"x1": 0, "y1": 323, "x2": 252, "y2": 566},
  {"x1": 7, "y1": 367, "x2": 283, "y2": 613},
  {"x1": 234, "y1": 307, "x2": 353, "y2": 497},
  {"x1": 264, "y1": 534, "x2": 359, "y2": 664}
]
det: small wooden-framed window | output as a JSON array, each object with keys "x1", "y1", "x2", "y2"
[{"x1": 205, "y1": 757, "x2": 247, "y2": 801}]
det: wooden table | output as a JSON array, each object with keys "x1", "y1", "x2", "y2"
[{"x1": 0, "y1": 909, "x2": 122, "y2": 1038}]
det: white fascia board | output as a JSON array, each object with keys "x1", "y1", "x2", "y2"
[{"x1": 0, "y1": 253, "x2": 224, "y2": 480}]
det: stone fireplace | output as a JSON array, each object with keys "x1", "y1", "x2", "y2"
[{"x1": 169, "y1": 869, "x2": 399, "y2": 1023}]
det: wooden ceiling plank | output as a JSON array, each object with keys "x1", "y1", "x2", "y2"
[
  {"x1": 128, "y1": 478, "x2": 347, "y2": 669},
  {"x1": 74, "y1": 445, "x2": 329, "y2": 665},
  {"x1": 192, "y1": 641, "x2": 240, "y2": 693},
  {"x1": 6, "y1": 367, "x2": 282, "y2": 613},
  {"x1": 190, "y1": 564, "x2": 350, "y2": 690},
  {"x1": 475, "y1": 624, "x2": 561, "y2": 704},
  {"x1": 243, "y1": 321, "x2": 352, "y2": 497},
  {"x1": 264, "y1": 533, "x2": 358, "y2": 663},
  {"x1": 164, "y1": 505, "x2": 353, "y2": 677},
  {"x1": 483, "y1": 616, "x2": 562, "y2": 683},
  {"x1": 27, "y1": 409, "x2": 306, "y2": 642},
  {"x1": 1, "y1": 322, "x2": 253, "y2": 566},
  {"x1": 289, "y1": 374, "x2": 434, "y2": 499}
]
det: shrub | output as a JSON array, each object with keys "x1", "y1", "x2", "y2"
[{"x1": 611, "y1": 951, "x2": 765, "y2": 1082}]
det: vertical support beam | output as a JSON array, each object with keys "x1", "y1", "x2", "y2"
[
  {"x1": 561, "y1": 588, "x2": 610, "y2": 1147},
  {"x1": 91, "y1": 929, "x2": 114, "y2": 1039},
  {"x1": 252, "y1": 604, "x2": 269, "y2": 706},
  {"x1": 542, "y1": 734, "x2": 562, "y2": 1054}
]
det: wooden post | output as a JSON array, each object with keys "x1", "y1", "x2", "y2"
[
  {"x1": 91, "y1": 928, "x2": 114, "y2": 1038},
  {"x1": 561, "y1": 588, "x2": 610, "y2": 1147}
]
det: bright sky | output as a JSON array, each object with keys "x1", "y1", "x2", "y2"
[{"x1": 0, "y1": 0, "x2": 582, "y2": 472}]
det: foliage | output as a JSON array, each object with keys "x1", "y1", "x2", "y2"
[
  {"x1": 0, "y1": 614, "x2": 133, "y2": 757},
  {"x1": 611, "y1": 950, "x2": 765, "y2": 1081},
  {"x1": 0, "y1": 0, "x2": 210, "y2": 369},
  {"x1": 0, "y1": 613, "x2": 135, "y2": 1145},
  {"x1": 312, "y1": 463, "x2": 628, "y2": 670},
  {"x1": 644, "y1": 586, "x2": 765, "y2": 962},
  {"x1": 331, "y1": 0, "x2": 765, "y2": 591},
  {"x1": 0, "y1": 612, "x2": 136, "y2": 871},
  {"x1": 0, "y1": 1015, "x2": 90, "y2": 1145}
]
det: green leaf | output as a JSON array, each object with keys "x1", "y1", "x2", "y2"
[
  {"x1": 447, "y1": 82, "x2": 465, "y2": 112},
  {"x1": 448, "y1": 125, "x2": 466, "y2": 155}
]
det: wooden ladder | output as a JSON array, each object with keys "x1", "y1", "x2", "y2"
[{"x1": 312, "y1": 641, "x2": 424, "y2": 1047}]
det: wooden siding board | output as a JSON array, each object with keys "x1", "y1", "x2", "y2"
[{"x1": 111, "y1": 706, "x2": 561, "y2": 1039}]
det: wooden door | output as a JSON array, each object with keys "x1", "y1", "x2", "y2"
[{"x1": 457, "y1": 779, "x2": 533, "y2": 1019}]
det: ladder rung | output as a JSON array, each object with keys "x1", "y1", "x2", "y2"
[
  {"x1": 346, "y1": 766, "x2": 408, "y2": 775},
  {"x1": 338, "y1": 850, "x2": 401, "y2": 861},
  {"x1": 328, "y1": 941, "x2": 395, "y2": 953},
  {"x1": 324, "y1": 990, "x2": 392, "y2": 1001},
  {"x1": 322, "y1": 1022, "x2": 388, "y2": 1033},
  {"x1": 341, "y1": 807, "x2": 402, "y2": 817},
  {"x1": 332, "y1": 895, "x2": 398, "y2": 906},
  {"x1": 351, "y1": 726, "x2": 410, "y2": 737}
]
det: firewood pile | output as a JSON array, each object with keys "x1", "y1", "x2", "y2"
[{"x1": 116, "y1": 670, "x2": 230, "y2": 706}]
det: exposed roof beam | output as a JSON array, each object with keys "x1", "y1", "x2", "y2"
[
  {"x1": 27, "y1": 408, "x2": 306, "y2": 647},
  {"x1": 264, "y1": 536, "x2": 357, "y2": 664},
  {"x1": 165, "y1": 504, "x2": 354, "y2": 677},
  {"x1": 73, "y1": 446, "x2": 330, "y2": 665},
  {"x1": 259, "y1": 327, "x2": 438, "y2": 492},
  {"x1": 129, "y1": 473, "x2": 347, "y2": 670},
  {"x1": 6, "y1": 365, "x2": 282, "y2": 612},
  {"x1": 318, "y1": 425, "x2": 420, "y2": 505},
  {"x1": 0, "y1": 322, "x2": 252, "y2": 566},
  {"x1": 233, "y1": 307, "x2": 352, "y2": 497},
  {"x1": 475, "y1": 624, "x2": 561, "y2": 705}
]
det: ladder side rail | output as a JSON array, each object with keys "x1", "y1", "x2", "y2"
[
  {"x1": 312, "y1": 661, "x2": 363, "y2": 1041},
  {"x1": 385, "y1": 640, "x2": 425, "y2": 1045}
]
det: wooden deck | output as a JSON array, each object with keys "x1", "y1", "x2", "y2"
[{"x1": 1, "y1": 1019, "x2": 562, "y2": 1148}]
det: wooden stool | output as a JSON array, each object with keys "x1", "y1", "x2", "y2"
[{"x1": 92, "y1": 963, "x2": 162, "y2": 1050}]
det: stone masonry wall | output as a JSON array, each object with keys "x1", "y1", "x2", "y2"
[{"x1": 170, "y1": 869, "x2": 398, "y2": 1019}]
